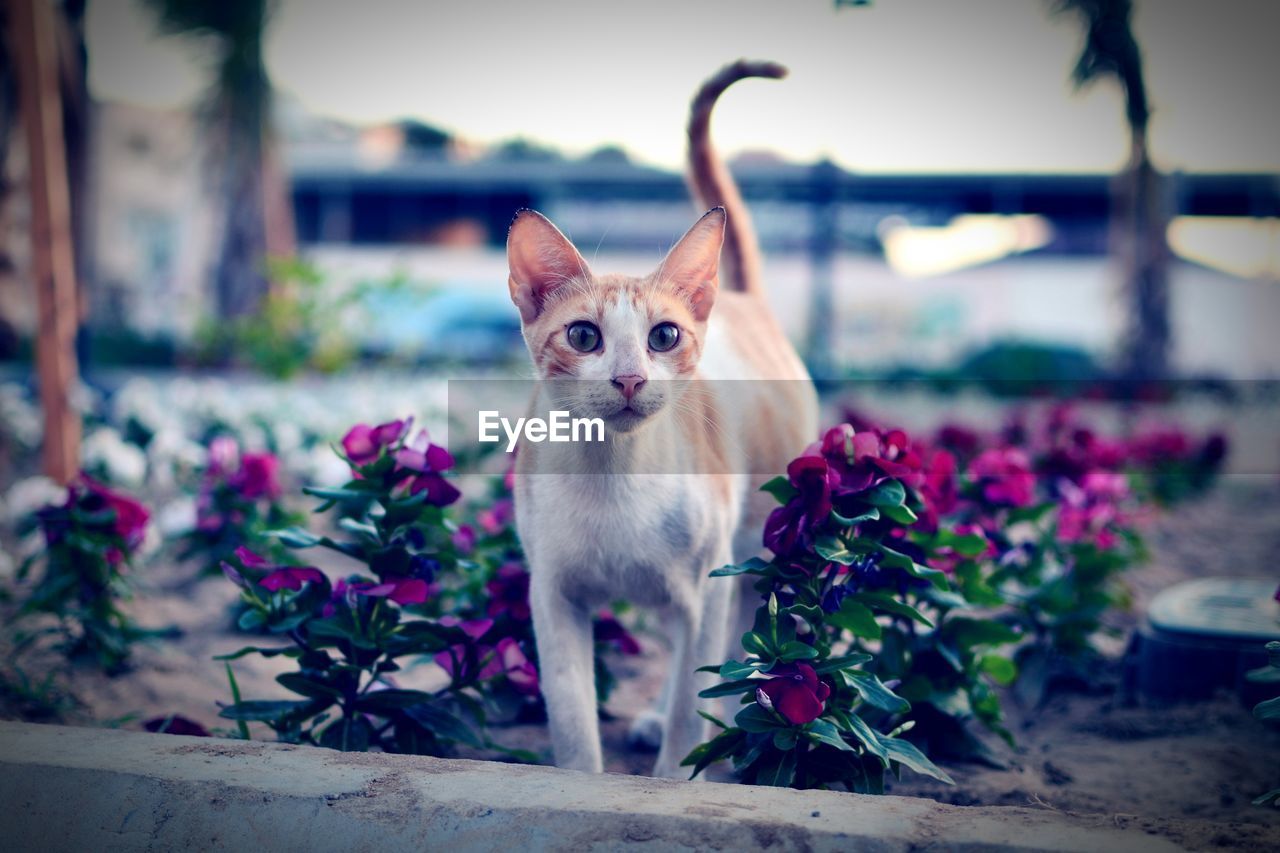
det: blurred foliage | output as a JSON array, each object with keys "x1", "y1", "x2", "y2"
[{"x1": 193, "y1": 258, "x2": 426, "y2": 378}]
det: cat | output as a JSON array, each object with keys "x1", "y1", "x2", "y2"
[{"x1": 505, "y1": 60, "x2": 817, "y2": 778}]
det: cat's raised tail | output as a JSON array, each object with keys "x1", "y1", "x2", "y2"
[{"x1": 687, "y1": 59, "x2": 787, "y2": 295}]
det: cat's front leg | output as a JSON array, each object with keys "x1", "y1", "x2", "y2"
[
  {"x1": 529, "y1": 574, "x2": 602, "y2": 773},
  {"x1": 652, "y1": 545, "x2": 735, "y2": 779}
]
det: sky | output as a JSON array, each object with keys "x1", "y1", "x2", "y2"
[{"x1": 85, "y1": 0, "x2": 1280, "y2": 174}]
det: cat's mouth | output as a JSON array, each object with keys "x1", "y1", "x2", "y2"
[{"x1": 604, "y1": 401, "x2": 657, "y2": 431}]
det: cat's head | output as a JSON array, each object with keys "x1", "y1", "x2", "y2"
[{"x1": 506, "y1": 208, "x2": 725, "y2": 431}]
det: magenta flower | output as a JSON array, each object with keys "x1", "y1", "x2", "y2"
[
  {"x1": 231, "y1": 452, "x2": 281, "y2": 499},
  {"x1": 234, "y1": 545, "x2": 274, "y2": 569},
  {"x1": 594, "y1": 611, "x2": 642, "y2": 655},
  {"x1": 351, "y1": 577, "x2": 430, "y2": 606},
  {"x1": 81, "y1": 476, "x2": 150, "y2": 553},
  {"x1": 477, "y1": 498, "x2": 514, "y2": 535},
  {"x1": 393, "y1": 429, "x2": 460, "y2": 507},
  {"x1": 486, "y1": 563, "x2": 532, "y2": 621},
  {"x1": 968, "y1": 447, "x2": 1037, "y2": 508},
  {"x1": 451, "y1": 524, "x2": 476, "y2": 555},
  {"x1": 756, "y1": 662, "x2": 831, "y2": 725},
  {"x1": 482, "y1": 637, "x2": 540, "y2": 695},
  {"x1": 434, "y1": 618, "x2": 495, "y2": 681},
  {"x1": 259, "y1": 565, "x2": 327, "y2": 591},
  {"x1": 763, "y1": 454, "x2": 834, "y2": 557},
  {"x1": 342, "y1": 418, "x2": 411, "y2": 465}
]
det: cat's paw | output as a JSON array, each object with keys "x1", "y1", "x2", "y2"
[{"x1": 627, "y1": 709, "x2": 664, "y2": 753}]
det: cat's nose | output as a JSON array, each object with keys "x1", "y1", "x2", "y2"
[{"x1": 611, "y1": 374, "x2": 647, "y2": 401}]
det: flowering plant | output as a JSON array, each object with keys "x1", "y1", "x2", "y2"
[
  {"x1": 17, "y1": 476, "x2": 155, "y2": 672},
  {"x1": 176, "y1": 436, "x2": 302, "y2": 577},
  {"x1": 218, "y1": 419, "x2": 529, "y2": 755},
  {"x1": 683, "y1": 425, "x2": 963, "y2": 790}
]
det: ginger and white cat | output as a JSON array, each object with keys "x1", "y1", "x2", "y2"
[{"x1": 506, "y1": 61, "x2": 817, "y2": 777}]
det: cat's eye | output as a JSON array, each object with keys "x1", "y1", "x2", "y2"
[
  {"x1": 566, "y1": 322, "x2": 601, "y2": 353},
  {"x1": 648, "y1": 322, "x2": 680, "y2": 352}
]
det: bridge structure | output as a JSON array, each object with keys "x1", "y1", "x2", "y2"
[{"x1": 290, "y1": 157, "x2": 1280, "y2": 250}]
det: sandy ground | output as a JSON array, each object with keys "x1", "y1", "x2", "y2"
[{"x1": 3, "y1": 480, "x2": 1279, "y2": 851}]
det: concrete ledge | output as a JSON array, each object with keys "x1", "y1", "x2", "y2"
[{"x1": 0, "y1": 721, "x2": 1183, "y2": 852}]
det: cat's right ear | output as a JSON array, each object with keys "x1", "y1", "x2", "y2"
[{"x1": 507, "y1": 210, "x2": 590, "y2": 323}]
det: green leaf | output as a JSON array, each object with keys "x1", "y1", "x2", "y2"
[
  {"x1": 846, "y1": 671, "x2": 911, "y2": 714},
  {"x1": 697, "y1": 709, "x2": 728, "y2": 730},
  {"x1": 698, "y1": 679, "x2": 760, "y2": 699},
  {"x1": 813, "y1": 652, "x2": 873, "y2": 674},
  {"x1": 853, "y1": 592, "x2": 934, "y2": 628},
  {"x1": 681, "y1": 728, "x2": 746, "y2": 778},
  {"x1": 276, "y1": 673, "x2": 345, "y2": 701},
  {"x1": 223, "y1": 663, "x2": 251, "y2": 741},
  {"x1": 1252, "y1": 787, "x2": 1280, "y2": 807},
  {"x1": 778, "y1": 641, "x2": 819, "y2": 662},
  {"x1": 814, "y1": 535, "x2": 860, "y2": 566},
  {"x1": 831, "y1": 506, "x2": 880, "y2": 526},
  {"x1": 772, "y1": 728, "x2": 798, "y2": 750},
  {"x1": 302, "y1": 486, "x2": 373, "y2": 502},
  {"x1": 719, "y1": 660, "x2": 766, "y2": 680},
  {"x1": 318, "y1": 715, "x2": 373, "y2": 752},
  {"x1": 805, "y1": 719, "x2": 855, "y2": 752},
  {"x1": 271, "y1": 526, "x2": 322, "y2": 548},
  {"x1": 754, "y1": 747, "x2": 797, "y2": 787},
  {"x1": 844, "y1": 712, "x2": 890, "y2": 762},
  {"x1": 237, "y1": 609, "x2": 266, "y2": 632},
  {"x1": 710, "y1": 557, "x2": 772, "y2": 578},
  {"x1": 735, "y1": 703, "x2": 784, "y2": 733},
  {"x1": 864, "y1": 480, "x2": 906, "y2": 508},
  {"x1": 980, "y1": 655, "x2": 1018, "y2": 686},
  {"x1": 741, "y1": 631, "x2": 772, "y2": 658},
  {"x1": 759, "y1": 475, "x2": 798, "y2": 505},
  {"x1": 882, "y1": 735, "x2": 955, "y2": 784},
  {"x1": 404, "y1": 702, "x2": 485, "y2": 749},
  {"x1": 880, "y1": 503, "x2": 918, "y2": 525},
  {"x1": 214, "y1": 645, "x2": 295, "y2": 661},
  {"x1": 218, "y1": 700, "x2": 314, "y2": 722},
  {"x1": 829, "y1": 599, "x2": 882, "y2": 640},
  {"x1": 355, "y1": 689, "x2": 436, "y2": 713},
  {"x1": 937, "y1": 529, "x2": 990, "y2": 558},
  {"x1": 945, "y1": 617, "x2": 1021, "y2": 650}
]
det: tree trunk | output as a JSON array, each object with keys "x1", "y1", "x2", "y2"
[{"x1": 1115, "y1": 128, "x2": 1171, "y2": 381}]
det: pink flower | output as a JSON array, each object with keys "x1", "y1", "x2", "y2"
[
  {"x1": 231, "y1": 452, "x2": 281, "y2": 499},
  {"x1": 207, "y1": 436, "x2": 239, "y2": 476},
  {"x1": 259, "y1": 566, "x2": 326, "y2": 591}
]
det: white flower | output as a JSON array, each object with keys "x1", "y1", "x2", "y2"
[
  {"x1": 1, "y1": 475, "x2": 68, "y2": 527},
  {"x1": 82, "y1": 427, "x2": 148, "y2": 489}
]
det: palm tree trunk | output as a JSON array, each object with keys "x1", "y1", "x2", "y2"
[{"x1": 1114, "y1": 127, "x2": 1171, "y2": 380}]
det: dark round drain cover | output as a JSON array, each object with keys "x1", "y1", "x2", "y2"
[{"x1": 1131, "y1": 578, "x2": 1279, "y2": 704}]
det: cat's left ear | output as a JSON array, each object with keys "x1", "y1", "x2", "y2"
[{"x1": 656, "y1": 207, "x2": 724, "y2": 322}]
